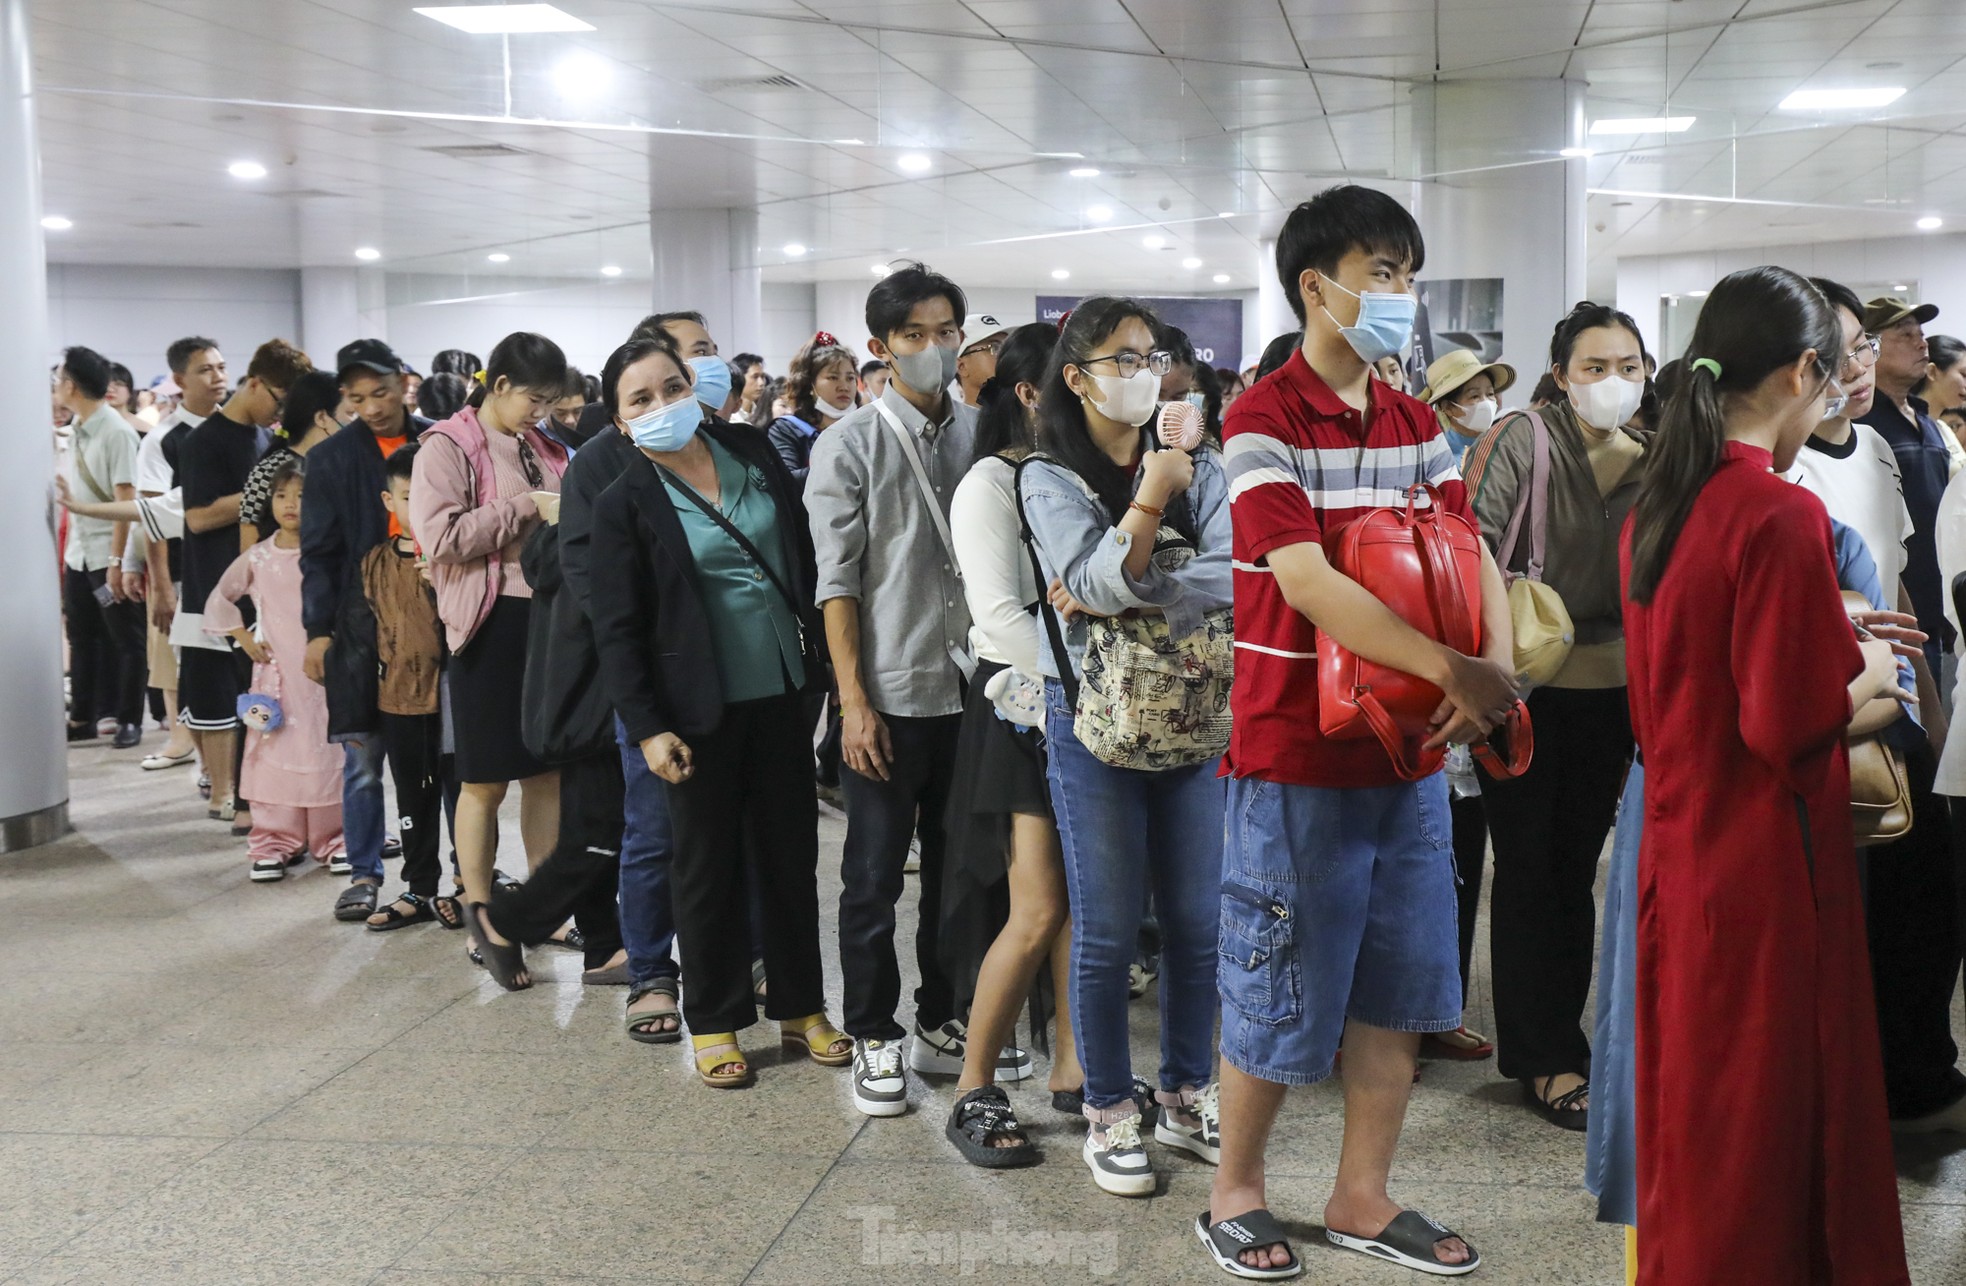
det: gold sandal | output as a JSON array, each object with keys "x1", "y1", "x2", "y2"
[
  {"x1": 690, "y1": 1033, "x2": 754, "y2": 1089},
  {"x1": 780, "y1": 1013, "x2": 853, "y2": 1067}
]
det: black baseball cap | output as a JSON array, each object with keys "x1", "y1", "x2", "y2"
[{"x1": 336, "y1": 339, "x2": 405, "y2": 381}]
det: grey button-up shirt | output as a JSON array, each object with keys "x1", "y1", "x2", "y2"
[{"x1": 807, "y1": 385, "x2": 977, "y2": 718}]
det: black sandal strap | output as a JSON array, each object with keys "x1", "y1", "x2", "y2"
[
  {"x1": 1545, "y1": 1081, "x2": 1590, "y2": 1113},
  {"x1": 953, "y1": 1089, "x2": 1029, "y2": 1146},
  {"x1": 1203, "y1": 1208, "x2": 1297, "y2": 1268}
]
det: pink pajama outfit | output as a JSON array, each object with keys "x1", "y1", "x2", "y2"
[{"x1": 205, "y1": 539, "x2": 346, "y2": 867}]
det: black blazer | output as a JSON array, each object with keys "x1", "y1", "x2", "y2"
[{"x1": 588, "y1": 422, "x2": 824, "y2": 744}]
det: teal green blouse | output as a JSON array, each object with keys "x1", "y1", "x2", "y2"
[{"x1": 659, "y1": 438, "x2": 807, "y2": 703}]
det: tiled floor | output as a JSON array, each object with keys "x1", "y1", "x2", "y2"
[{"x1": 4, "y1": 740, "x2": 1963, "y2": 1284}]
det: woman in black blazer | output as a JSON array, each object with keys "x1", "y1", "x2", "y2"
[{"x1": 588, "y1": 332, "x2": 845, "y2": 1089}]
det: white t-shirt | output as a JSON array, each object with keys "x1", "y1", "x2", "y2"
[
  {"x1": 949, "y1": 454, "x2": 1040, "y2": 676},
  {"x1": 1786, "y1": 422, "x2": 1913, "y2": 605},
  {"x1": 1934, "y1": 467, "x2": 1966, "y2": 794}
]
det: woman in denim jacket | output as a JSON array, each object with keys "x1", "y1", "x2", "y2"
[{"x1": 1020, "y1": 297, "x2": 1231, "y2": 1198}]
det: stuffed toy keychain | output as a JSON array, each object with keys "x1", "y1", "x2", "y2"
[{"x1": 237, "y1": 638, "x2": 285, "y2": 733}]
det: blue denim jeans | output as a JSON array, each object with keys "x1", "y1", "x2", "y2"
[
  {"x1": 341, "y1": 734, "x2": 388, "y2": 884},
  {"x1": 1044, "y1": 682, "x2": 1224, "y2": 1110},
  {"x1": 617, "y1": 719, "x2": 679, "y2": 988}
]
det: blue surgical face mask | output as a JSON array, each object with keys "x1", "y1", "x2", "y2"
[
  {"x1": 1320, "y1": 275, "x2": 1417, "y2": 365},
  {"x1": 1184, "y1": 391, "x2": 1208, "y2": 413},
  {"x1": 689, "y1": 355, "x2": 732, "y2": 411},
  {"x1": 624, "y1": 395, "x2": 702, "y2": 454}
]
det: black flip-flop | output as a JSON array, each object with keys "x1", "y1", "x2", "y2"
[
  {"x1": 333, "y1": 883, "x2": 379, "y2": 922},
  {"x1": 1521, "y1": 1077, "x2": 1589, "y2": 1131},
  {"x1": 366, "y1": 891, "x2": 436, "y2": 932},
  {"x1": 946, "y1": 1086, "x2": 1039, "y2": 1169},
  {"x1": 1326, "y1": 1211, "x2": 1480, "y2": 1277},
  {"x1": 1196, "y1": 1209, "x2": 1303, "y2": 1280},
  {"x1": 465, "y1": 903, "x2": 531, "y2": 991}
]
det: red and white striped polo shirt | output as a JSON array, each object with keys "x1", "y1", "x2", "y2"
[{"x1": 1222, "y1": 351, "x2": 1470, "y2": 788}]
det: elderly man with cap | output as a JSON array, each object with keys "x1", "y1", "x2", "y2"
[
  {"x1": 1860, "y1": 295, "x2": 1956, "y2": 679},
  {"x1": 954, "y1": 316, "x2": 1008, "y2": 410},
  {"x1": 300, "y1": 339, "x2": 434, "y2": 922}
]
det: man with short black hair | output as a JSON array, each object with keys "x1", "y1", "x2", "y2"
[
  {"x1": 807, "y1": 261, "x2": 1009, "y2": 1118},
  {"x1": 859, "y1": 359, "x2": 889, "y2": 402},
  {"x1": 56, "y1": 345, "x2": 145, "y2": 747},
  {"x1": 301, "y1": 339, "x2": 432, "y2": 918}
]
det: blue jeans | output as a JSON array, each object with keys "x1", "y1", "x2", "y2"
[
  {"x1": 617, "y1": 719, "x2": 679, "y2": 989},
  {"x1": 1044, "y1": 682, "x2": 1224, "y2": 1110},
  {"x1": 341, "y1": 734, "x2": 388, "y2": 884}
]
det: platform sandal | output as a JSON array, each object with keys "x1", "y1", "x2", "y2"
[
  {"x1": 779, "y1": 1013, "x2": 852, "y2": 1066},
  {"x1": 691, "y1": 1033, "x2": 753, "y2": 1089}
]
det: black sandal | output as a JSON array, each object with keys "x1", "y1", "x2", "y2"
[
  {"x1": 366, "y1": 892, "x2": 435, "y2": 932},
  {"x1": 333, "y1": 883, "x2": 379, "y2": 923},
  {"x1": 624, "y1": 980, "x2": 682, "y2": 1044},
  {"x1": 1521, "y1": 1076, "x2": 1590, "y2": 1132},
  {"x1": 946, "y1": 1086, "x2": 1039, "y2": 1169},
  {"x1": 751, "y1": 957, "x2": 768, "y2": 1008},
  {"x1": 465, "y1": 902, "x2": 531, "y2": 991},
  {"x1": 1196, "y1": 1208, "x2": 1303, "y2": 1280},
  {"x1": 546, "y1": 925, "x2": 586, "y2": 952},
  {"x1": 432, "y1": 893, "x2": 465, "y2": 931}
]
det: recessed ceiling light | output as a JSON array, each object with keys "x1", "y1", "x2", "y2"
[
  {"x1": 1182, "y1": 257, "x2": 1203, "y2": 269},
  {"x1": 783, "y1": 243, "x2": 808, "y2": 256},
  {"x1": 1779, "y1": 86, "x2": 1905, "y2": 111},
  {"x1": 1068, "y1": 166, "x2": 1100, "y2": 178},
  {"x1": 1218, "y1": 211, "x2": 1235, "y2": 218},
  {"x1": 1050, "y1": 268, "x2": 1070, "y2": 280},
  {"x1": 897, "y1": 153, "x2": 933, "y2": 174},
  {"x1": 1212, "y1": 273, "x2": 1231, "y2": 284},
  {"x1": 835, "y1": 138, "x2": 868, "y2": 146},
  {"x1": 1917, "y1": 216, "x2": 1944, "y2": 231},
  {"x1": 354, "y1": 246, "x2": 381, "y2": 261},
  {"x1": 1142, "y1": 234, "x2": 1166, "y2": 249},
  {"x1": 228, "y1": 160, "x2": 267, "y2": 179},
  {"x1": 1892, "y1": 283, "x2": 1909, "y2": 292},
  {"x1": 414, "y1": 5, "x2": 593, "y2": 34},
  {"x1": 600, "y1": 265, "x2": 623, "y2": 277},
  {"x1": 487, "y1": 252, "x2": 510, "y2": 263},
  {"x1": 1559, "y1": 146, "x2": 1593, "y2": 159},
  {"x1": 1687, "y1": 290, "x2": 1709, "y2": 299},
  {"x1": 1589, "y1": 116, "x2": 1696, "y2": 135},
  {"x1": 870, "y1": 263, "x2": 890, "y2": 276},
  {"x1": 40, "y1": 215, "x2": 71, "y2": 231},
  {"x1": 1086, "y1": 205, "x2": 1114, "y2": 222},
  {"x1": 552, "y1": 51, "x2": 613, "y2": 97}
]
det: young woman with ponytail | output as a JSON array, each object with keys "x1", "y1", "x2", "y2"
[{"x1": 1620, "y1": 266, "x2": 1911, "y2": 1284}]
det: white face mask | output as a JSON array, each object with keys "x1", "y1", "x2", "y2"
[
  {"x1": 1451, "y1": 398, "x2": 1498, "y2": 436},
  {"x1": 812, "y1": 392, "x2": 852, "y2": 419},
  {"x1": 1570, "y1": 375, "x2": 1645, "y2": 431},
  {"x1": 1085, "y1": 368, "x2": 1159, "y2": 427}
]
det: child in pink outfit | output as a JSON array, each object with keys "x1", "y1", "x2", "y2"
[{"x1": 205, "y1": 462, "x2": 345, "y2": 880}]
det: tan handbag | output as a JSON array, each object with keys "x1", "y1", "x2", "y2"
[
  {"x1": 1494, "y1": 411, "x2": 1575, "y2": 688},
  {"x1": 1841, "y1": 592, "x2": 1914, "y2": 848}
]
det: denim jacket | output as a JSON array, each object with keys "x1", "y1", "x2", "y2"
[{"x1": 1020, "y1": 446, "x2": 1232, "y2": 681}]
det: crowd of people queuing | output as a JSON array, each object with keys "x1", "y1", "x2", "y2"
[{"x1": 49, "y1": 183, "x2": 1966, "y2": 1283}]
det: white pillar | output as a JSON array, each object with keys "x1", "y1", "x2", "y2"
[
  {"x1": 300, "y1": 267, "x2": 361, "y2": 362},
  {"x1": 0, "y1": 0, "x2": 69, "y2": 851},
  {"x1": 1256, "y1": 239, "x2": 1295, "y2": 354},
  {"x1": 649, "y1": 206, "x2": 764, "y2": 352}
]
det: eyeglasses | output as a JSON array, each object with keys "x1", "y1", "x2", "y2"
[
  {"x1": 1079, "y1": 349, "x2": 1173, "y2": 379},
  {"x1": 960, "y1": 340, "x2": 1001, "y2": 359},
  {"x1": 517, "y1": 436, "x2": 545, "y2": 489},
  {"x1": 1843, "y1": 335, "x2": 1880, "y2": 377}
]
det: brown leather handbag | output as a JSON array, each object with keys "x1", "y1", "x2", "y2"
[
  {"x1": 1841, "y1": 590, "x2": 1913, "y2": 848},
  {"x1": 1318, "y1": 484, "x2": 1532, "y2": 782}
]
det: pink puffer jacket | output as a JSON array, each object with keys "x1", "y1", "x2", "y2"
[{"x1": 409, "y1": 406, "x2": 568, "y2": 652}]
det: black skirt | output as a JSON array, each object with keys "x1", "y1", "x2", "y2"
[{"x1": 448, "y1": 595, "x2": 549, "y2": 784}]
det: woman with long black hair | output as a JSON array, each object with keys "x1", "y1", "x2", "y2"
[
  {"x1": 1020, "y1": 298, "x2": 1230, "y2": 1197},
  {"x1": 1620, "y1": 265, "x2": 1909, "y2": 1282}
]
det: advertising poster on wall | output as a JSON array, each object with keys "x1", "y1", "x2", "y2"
[
  {"x1": 1408, "y1": 277, "x2": 1504, "y2": 388},
  {"x1": 1035, "y1": 295, "x2": 1243, "y2": 370}
]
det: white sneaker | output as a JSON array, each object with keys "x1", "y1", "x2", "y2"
[
  {"x1": 903, "y1": 836, "x2": 921, "y2": 874},
  {"x1": 1083, "y1": 1114, "x2": 1156, "y2": 1196},
  {"x1": 908, "y1": 1019, "x2": 1033, "y2": 1080},
  {"x1": 1154, "y1": 1081, "x2": 1221, "y2": 1164},
  {"x1": 327, "y1": 855, "x2": 352, "y2": 875},
  {"x1": 852, "y1": 1038, "x2": 909, "y2": 1117}
]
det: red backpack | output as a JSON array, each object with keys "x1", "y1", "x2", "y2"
[{"x1": 1316, "y1": 483, "x2": 1533, "y2": 781}]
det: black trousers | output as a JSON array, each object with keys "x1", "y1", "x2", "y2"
[
  {"x1": 1484, "y1": 684, "x2": 1633, "y2": 1080},
  {"x1": 1449, "y1": 792, "x2": 1489, "y2": 1006},
  {"x1": 667, "y1": 692, "x2": 825, "y2": 1034},
  {"x1": 64, "y1": 567, "x2": 145, "y2": 728},
  {"x1": 839, "y1": 710, "x2": 960, "y2": 1041},
  {"x1": 380, "y1": 712, "x2": 446, "y2": 898},
  {"x1": 488, "y1": 749, "x2": 624, "y2": 968},
  {"x1": 1867, "y1": 742, "x2": 1965, "y2": 1119}
]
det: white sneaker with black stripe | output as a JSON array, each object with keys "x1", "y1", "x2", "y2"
[
  {"x1": 908, "y1": 1019, "x2": 1033, "y2": 1081},
  {"x1": 1154, "y1": 1081, "x2": 1222, "y2": 1164},
  {"x1": 1084, "y1": 1113, "x2": 1156, "y2": 1196},
  {"x1": 852, "y1": 1038, "x2": 909, "y2": 1117}
]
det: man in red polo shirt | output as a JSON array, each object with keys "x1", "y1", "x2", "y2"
[{"x1": 1195, "y1": 186, "x2": 1517, "y2": 1281}]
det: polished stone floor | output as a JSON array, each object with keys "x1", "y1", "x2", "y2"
[{"x1": 3, "y1": 739, "x2": 1963, "y2": 1284}]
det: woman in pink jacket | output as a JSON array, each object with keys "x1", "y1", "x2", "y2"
[{"x1": 409, "y1": 332, "x2": 570, "y2": 980}]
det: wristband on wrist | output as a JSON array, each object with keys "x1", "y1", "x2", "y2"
[{"x1": 1128, "y1": 499, "x2": 1164, "y2": 519}]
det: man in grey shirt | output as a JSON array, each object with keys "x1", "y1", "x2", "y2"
[{"x1": 807, "y1": 263, "x2": 992, "y2": 1118}]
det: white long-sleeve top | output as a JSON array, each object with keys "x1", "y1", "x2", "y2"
[
  {"x1": 1933, "y1": 467, "x2": 1966, "y2": 795},
  {"x1": 950, "y1": 454, "x2": 1041, "y2": 677}
]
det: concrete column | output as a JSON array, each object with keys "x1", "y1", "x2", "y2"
[
  {"x1": 1256, "y1": 239, "x2": 1295, "y2": 354},
  {"x1": 299, "y1": 267, "x2": 361, "y2": 362},
  {"x1": 649, "y1": 206, "x2": 764, "y2": 353},
  {"x1": 0, "y1": 0, "x2": 69, "y2": 851}
]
